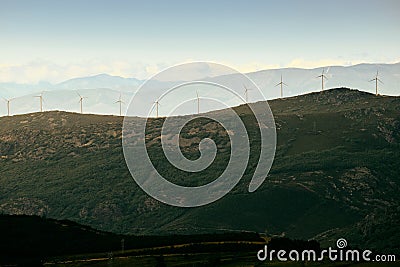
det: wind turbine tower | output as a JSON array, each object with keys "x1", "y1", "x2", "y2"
[
  {"x1": 369, "y1": 70, "x2": 383, "y2": 96},
  {"x1": 317, "y1": 68, "x2": 328, "y2": 91},
  {"x1": 77, "y1": 92, "x2": 87, "y2": 114},
  {"x1": 34, "y1": 92, "x2": 44, "y2": 112},
  {"x1": 275, "y1": 74, "x2": 288, "y2": 98},
  {"x1": 3, "y1": 98, "x2": 12, "y2": 116},
  {"x1": 196, "y1": 91, "x2": 200, "y2": 114},
  {"x1": 115, "y1": 93, "x2": 124, "y2": 116},
  {"x1": 154, "y1": 100, "x2": 160, "y2": 118}
]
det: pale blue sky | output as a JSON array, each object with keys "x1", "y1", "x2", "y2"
[{"x1": 1, "y1": 0, "x2": 399, "y2": 83}]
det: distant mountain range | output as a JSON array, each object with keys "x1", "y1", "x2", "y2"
[{"x1": 0, "y1": 62, "x2": 399, "y2": 116}]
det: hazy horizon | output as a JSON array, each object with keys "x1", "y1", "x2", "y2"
[{"x1": 1, "y1": 0, "x2": 399, "y2": 84}]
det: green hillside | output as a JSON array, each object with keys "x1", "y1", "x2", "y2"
[{"x1": 0, "y1": 88, "x2": 399, "y2": 254}]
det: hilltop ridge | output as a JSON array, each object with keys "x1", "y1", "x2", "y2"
[
  {"x1": 0, "y1": 87, "x2": 399, "y2": 254},
  {"x1": 1, "y1": 61, "x2": 400, "y2": 116}
]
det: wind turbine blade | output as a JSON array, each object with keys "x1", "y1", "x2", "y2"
[
  {"x1": 275, "y1": 83, "x2": 280, "y2": 87},
  {"x1": 369, "y1": 79, "x2": 375, "y2": 82},
  {"x1": 283, "y1": 82, "x2": 288, "y2": 86}
]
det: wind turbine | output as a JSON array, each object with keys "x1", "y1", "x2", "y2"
[
  {"x1": 316, "y1": 68, "x2": 328, "y2": 91},
  {"x1": 196, "y1": 90, "x2": 200, "y2": 114},
  {"x1": 154, "y1": 100, "x2": 160, "y2": 118},
  {"x1": 2, "y1": 98, "x2": 12, "y2": 116},
  {"x1": 115, "y1": 92, "x2": 124, "y2": 116},
  {"x1": 275, "y1": 74, "x2": 288, "y2": 98},
  {"x1": 243, "y1": 84, "x2": 251, "y2": 103},
  {"x1": 369, "y1": 70, "x2": 383, "y2": 96},
  {"x1": 77, "y1": 91, "x2": 87, "y2": 114},
  {"x1": 34, "y1": 92, "x2": 44, "y2": 112}
]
